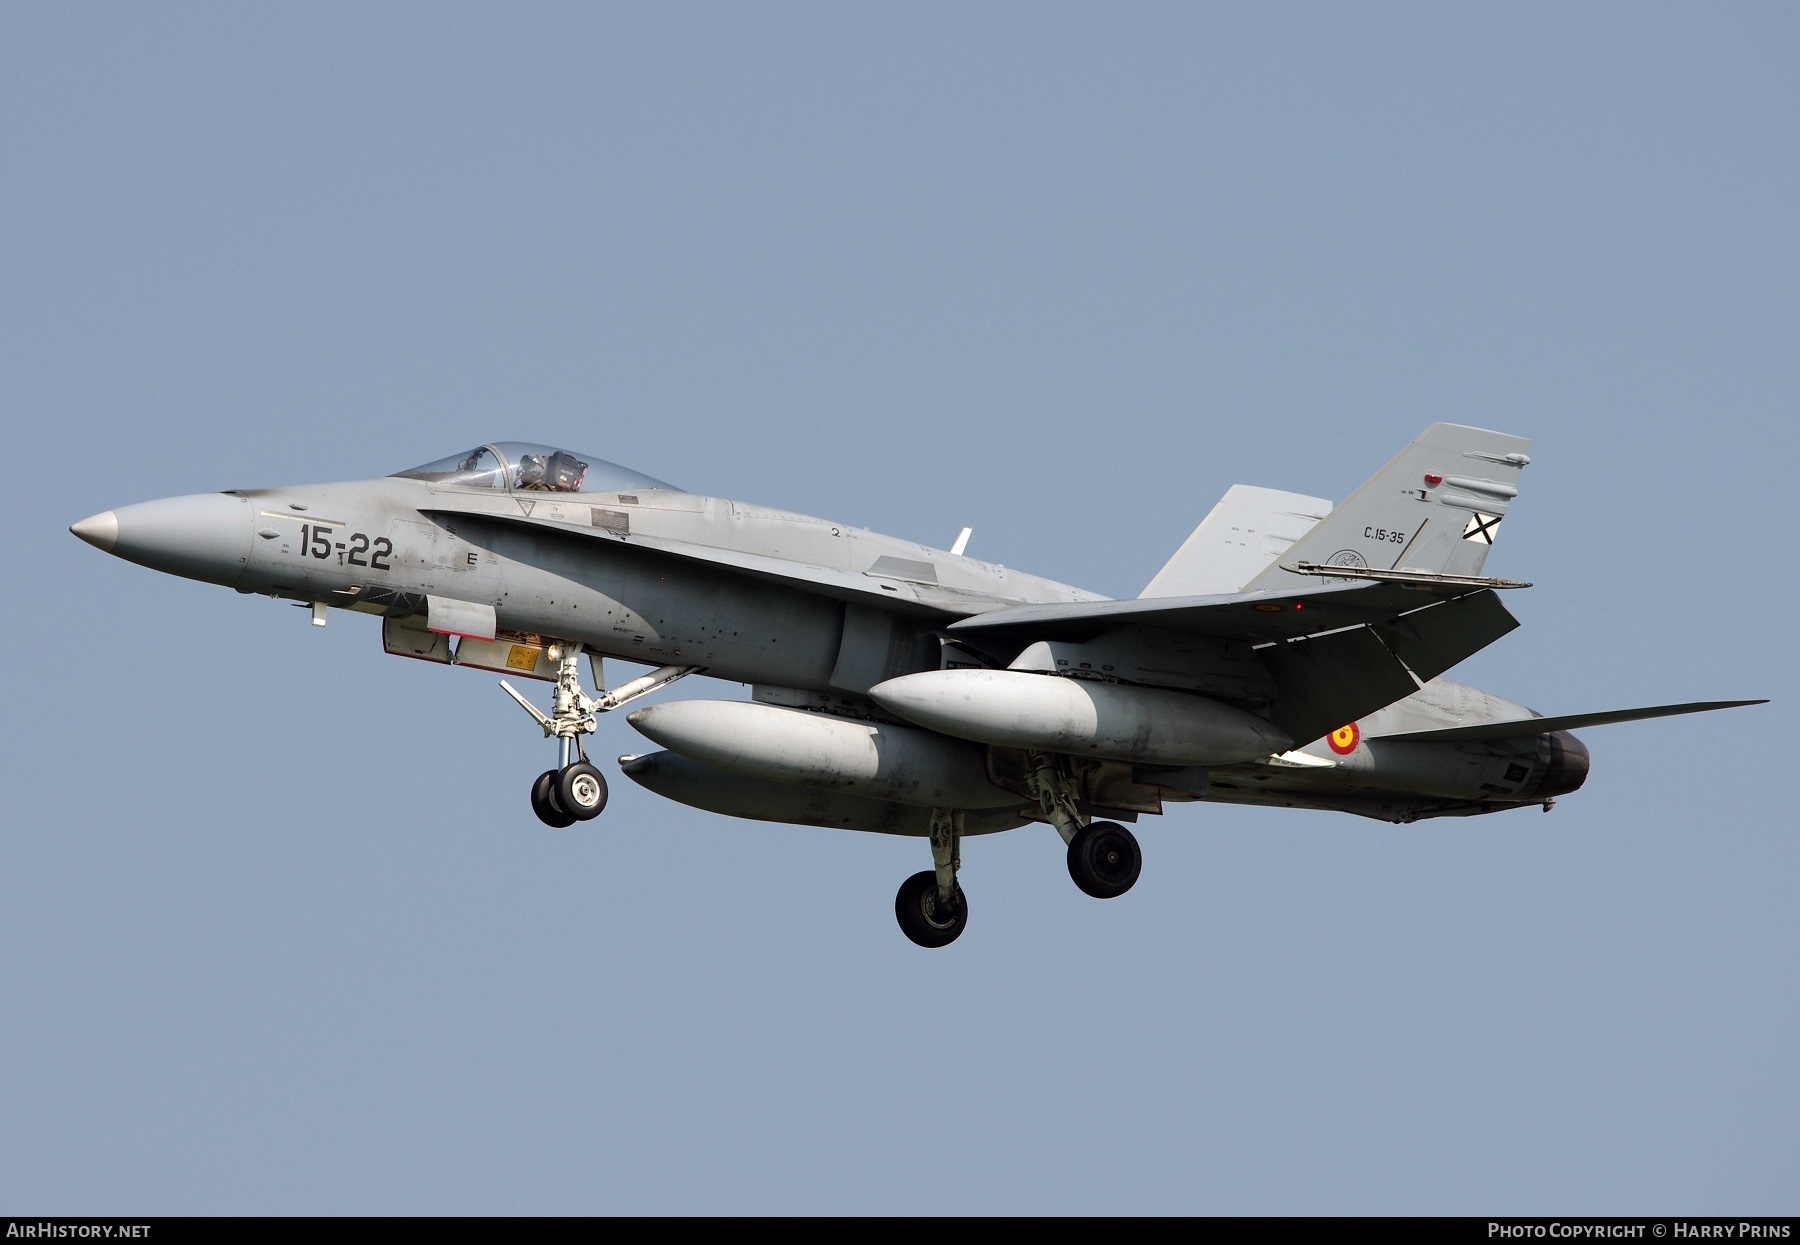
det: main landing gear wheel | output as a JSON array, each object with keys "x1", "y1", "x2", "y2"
[
  {"x1": 895, "y1": 869, "x2": 968, "y2": 948},
  {"x1": 555, "y1": 761, "x2": 609, "y2": 821},
  {"x1": 530, "y1": 769, "x2": 576, "y2": 827},
  {"x1": 1067, "y1": 821, "x2": 1141, "y2": 899}
]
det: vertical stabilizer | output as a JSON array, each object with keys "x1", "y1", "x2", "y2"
[
  {"x1": 1243, "y1": 423, "x2": 1531, "y2": 594},
  {"x1": 1141, "y1": 485, "x2": 1331, "y2": 598}
]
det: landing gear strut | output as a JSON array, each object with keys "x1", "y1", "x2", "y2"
[
  {"x1": 501, "y1": 645, "x2": 695, "y2": 826},
  {"x1": 895, "y1": 809, "x2": 968, "y2": 947},
  {"x1": 1025, "y1": 751, "x2": 1142, "y2": 899}
]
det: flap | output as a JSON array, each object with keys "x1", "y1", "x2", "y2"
[
  {"x1": 1259, "y1": 625, "x2": 1420, "y2": 747},
  {"x1": 947, "y1": 579, "x2": 1503, "y2": 646},
  {"x1": 1373, "y1": 590, "x2": 1520, "y2": 683}
]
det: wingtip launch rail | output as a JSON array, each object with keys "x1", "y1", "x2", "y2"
[{"x1": 1283, "y1": 562, "x2": 1533, "y2": 591}]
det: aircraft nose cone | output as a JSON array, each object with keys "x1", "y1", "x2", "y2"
[
  {"x1": 70, "y1": 511, "x2": 120, "y2": 553},
  {"x1": 85, "y1": 492, "x2": 254, "y2": 586}
]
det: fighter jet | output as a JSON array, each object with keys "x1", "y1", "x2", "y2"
[{"x1": 70, "y1": 427, "x2": 1763, "y2": 946}]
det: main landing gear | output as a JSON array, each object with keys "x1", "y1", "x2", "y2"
[
  {"x1": 1026, "y1": 751, "x2": 1143, "y2": 900},
  {"x1": 896, "y1": 809, "x2": 968, "y2": 947},
  {"x1": 890, "y1": 769, "x2": 1146, "y2": 946},
  {"x1": 500, "y1": 645, "x2": 695, "y2": 828}
]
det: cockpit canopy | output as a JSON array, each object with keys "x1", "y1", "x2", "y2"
[{"x1": 393, "y1": 442, "x2": 678, "y2": 494}]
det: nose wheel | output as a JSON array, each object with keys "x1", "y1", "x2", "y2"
[
  {"x1": 530, "y1": 769, "x2": 576, "y2": 827},
  {"x1": 556, "y1": 761, "x2": 608, "y2": 819},
  {"x1": 529, "y1": 762, "x2": 607, "y2": 826}
]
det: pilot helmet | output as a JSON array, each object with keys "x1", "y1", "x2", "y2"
[{"x1": 547, "y1": 451, "x2": 588, "y2": 491}]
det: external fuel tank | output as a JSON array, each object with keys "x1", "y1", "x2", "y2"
[
  {"x1": 618, "y1": 749, "x2": 1030, "y2": 835},
  {"x1": 868, "y1": 669, "x2": 1292, "y2": 766},
  {"x1": 626, "y1": 699, "x2": 1020, "y2": 808}
]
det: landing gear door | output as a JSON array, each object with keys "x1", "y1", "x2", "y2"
[
  {"x1": 383, "y1": 613, "x2": 452, "y2": 664},
  {"x1": 454, "y1": 635, "x2": 560, "y2": 681}
]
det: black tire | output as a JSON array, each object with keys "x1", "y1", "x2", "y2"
[
  {"x1": 894, "y1": 869, "x2": 968, "y2": 948},
  {"x1": 531, "y1": 769, "x2": 576, "y2": 828},
  {"x1": 1067, "y1": 821, "x2": 1141, "y2": 899},
  {"x1": 555, "y1": 761, "x2": 609, "y2": 820}
]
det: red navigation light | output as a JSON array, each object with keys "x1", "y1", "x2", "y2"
[{"x1": 1424, "y1": 473, "x2": 1443, "y2": 488}]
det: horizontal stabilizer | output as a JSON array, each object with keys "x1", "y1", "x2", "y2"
[{"x1": 1374, "y1": 699, "x2": 1768, "y2": 743}]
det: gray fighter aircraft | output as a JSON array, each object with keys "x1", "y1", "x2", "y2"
[{"x1": 71, "y1": 427, "x2": 1763, "y2": 946}]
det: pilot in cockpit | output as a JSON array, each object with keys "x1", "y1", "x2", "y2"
[{"x1": 517, "y1": 450, "x2": 589, "y2": 492}]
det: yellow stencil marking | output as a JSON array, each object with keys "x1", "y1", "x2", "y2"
[{"x1": 505, "y1": 645, "x2": 541, "y2": 672}]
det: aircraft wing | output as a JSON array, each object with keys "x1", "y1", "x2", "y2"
[
  {"x1": 434, "y1": 506, "x2": 1531, "y2": 748},
  {"x1": 950, "y1": 580, "x2": 1527, "y2": 747},
  {"x1": 1372, "y1": 699, "x2": 1768, "y2": 742},
  {"x1": 422, "y1": 507, "x2": 1024, "y2": 619}
]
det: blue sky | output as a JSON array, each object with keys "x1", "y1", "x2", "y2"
[{"x1": 2, "y1": 3, "x2": 1794, "y2": 1213}]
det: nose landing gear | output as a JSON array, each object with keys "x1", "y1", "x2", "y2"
[
  {"x1": 500, "y1": 645, "x2": 696, "y2": 826},
  {"x1": 527, "y1": 756, "x2": 607, "y2": 827}
]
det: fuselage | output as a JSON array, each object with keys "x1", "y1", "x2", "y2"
[
  {"x1": 71, "y1": 444, "x2": 1589, "y2": 826},
  {"x1": 113, "y1": 474, "x2": 1099, "y2": 687}
]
